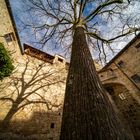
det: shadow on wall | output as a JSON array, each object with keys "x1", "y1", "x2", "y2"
[
  {"x1": 0, "y1": 57, "x2": 65, "y2": 140},
  {"x1": 0, "y1": 110, "x2": 62, "y2": 140},
  {"x1": 103, "y1": 83, "x2": 140, "y2": 140}
]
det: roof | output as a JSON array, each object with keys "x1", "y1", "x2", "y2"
[
  {"x1": 99, "y1": 33, "x2": 140, "y2": 72},
  {"x1": 5, "y1": 0, "x2": 23, "y2": 54},
  {"x1": 24, "y1": 44, "x2": 55, "y2": 64}
]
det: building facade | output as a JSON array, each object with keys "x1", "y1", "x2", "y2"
[
  {"x1": 0, "y1": 0, "x2": 22, "y2": 59},
  {"x1": 99, "y1": 34, "x2": 140, "y2": 140},
  {"x1": 0, "y1": 1, "x2": 66, "y2": 139},
  {"x1": 0, "y1": 0, "x2": 140, "y2": 140}
]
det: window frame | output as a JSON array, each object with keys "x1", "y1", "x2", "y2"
[
  {"x1": 135, "y1": 43, "x2": 140, "y2": 49},
  {"x1": 4, "y1": 32, "x2": 15, "y2": 45},
  {"x1": 50, "y1": 123, "x2": 55, "y2": 129},
  {"x1": 131, "y1": 74, "x2": 140, "y2": 83},
  {"x1": 117, "y1": 60, "x2": 125, "y2": 68},
  {"x1": 118, "y1": 93, "x2": 126, "y2": 100},
  {"x1": 58, "y1": 57, "x2": 63, "y2": 63}
]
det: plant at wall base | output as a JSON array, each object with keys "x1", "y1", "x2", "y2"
[{"x1": 0, "y1": 43, "x2": 14, "y2": 80}]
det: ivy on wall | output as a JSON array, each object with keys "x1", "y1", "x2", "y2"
[{"x1": 0, "y1": 43, "x2": 14, "y2": 80}]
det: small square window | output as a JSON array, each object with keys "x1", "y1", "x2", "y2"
[
  {"x1": 117, "y1": 60, "x2": 125, "y2": 68},
  {"x1": 4, "y1": 34, "x2": 12, "y2": 43},
  {"x1": 131, "y1": 74, "x2": 140, "y2": 83},
  {"x1": 50, "y1": 123, "x2": 55, "y2": 129},
  {"x1": 135, "y1": 43, "x2": 140, "y2": 49},
  {"x1": 4, "y1": 33, "x2": 15, "y2": 44},
  {"x1": 58, "y1": 58, "x2": 63, "y2": 63},
  {"x1": 118, "y1": 93, "x2": 126, "y2": 100},
  {"x1": 100, "y1": 75, "x2": 103, "y2": 77}
]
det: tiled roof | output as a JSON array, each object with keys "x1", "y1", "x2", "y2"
[{"x1": 24, "y1": 44, "x2": 54, "y2": 64}]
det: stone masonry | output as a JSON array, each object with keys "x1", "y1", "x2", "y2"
[{"x1": 0, "y1": 0, "x2": 140, "y2": 140}]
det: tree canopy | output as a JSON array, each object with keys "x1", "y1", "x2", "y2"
[{"x1": 11, "y1": 0, "x2": 140, "y2": 63}]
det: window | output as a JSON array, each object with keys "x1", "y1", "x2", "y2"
[
  {"x1": 118, "y1": 93, "x2": 126, "y2": 100},
  {"x1": 4, "y1": 33, "x2": 15, "y2": 44},
  {"x1": 58, "y1": 57, "x2": 63, "y2": 63},
  {"x1": 135, "y1": 43, "x2": 140, "y2": 49},
  {"x1": 131, "y1": 74, "x2": 140, "y2": 83},
  {"x1": 50, "y1": 123, "x2": 55, "y2": 129},
  {"x1": 117, "y1": 60, "x2": 125, "y2": 68},
  {"x1": 100, "y1": 75, "x2": 103, "y2": 77}
]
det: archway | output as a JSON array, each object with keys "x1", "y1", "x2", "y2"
[{"x1": 103, "y1": 83, "x2": 140, "y2": 140}]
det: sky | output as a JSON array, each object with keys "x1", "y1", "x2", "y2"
[
  {"x1": 10, "y1": 0, "x2": 140, "y2": 65},
  {"x1": 10, "y1": 0, "x2": 70, "y2": 58}
]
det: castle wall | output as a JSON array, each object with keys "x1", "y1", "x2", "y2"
[
  {"x1": 0, "y1": 0, "x2": 22, "y2": 60},
  {"x1": 0, "y1": 0, "x2": 140, "y2": 139},
  {"x1": 99, "y1": 37, "x2": 140, "y2": 139},
  {"x1": 0, "y1": 1, "x2": 65, "y2": 139},
  {"x1": 0, "y1": 53, "x2": 67, "y2": 139}
]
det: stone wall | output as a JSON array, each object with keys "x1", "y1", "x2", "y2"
[
  {"x1": 0, "y1": 2, "x2": 66, "y2": 139},
  {"x1": 0, "y1": 0, "x2": 22, "y2": 59},
  {"x1": 1, "y1": 0, "x2": 140, "y2": 139},
  {"x1": 0, "y1": 53, "x2": 67, "y2": 139},
  {"x1": 98, "y1": 35, "x2": 140, "y2": 140}
]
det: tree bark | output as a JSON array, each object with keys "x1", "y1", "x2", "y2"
[{"x1": 60, "y1": 27, "x2": 131, "y2": 140}]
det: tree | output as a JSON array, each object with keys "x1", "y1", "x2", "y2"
[
  {"x1": 11, "y1": 0, "x2": 140, "y2": 139},
  {"x1": 0, "y1": 57, "x2": 65, "y2": 129},
  {"x1": 0, "y1": 43, "x2": 14, "y2": 80}
]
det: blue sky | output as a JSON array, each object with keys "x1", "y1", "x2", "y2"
[
  {"x1": 9, "y1": 0, "x2": 140, "y2": 64},
  {"x1": 10, "y1": 0, "x2": 70, "y2": 58}
]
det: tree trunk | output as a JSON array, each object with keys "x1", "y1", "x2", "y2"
[{"x1": 60, "y1": 27, "x2": 131, "y2": 140}]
